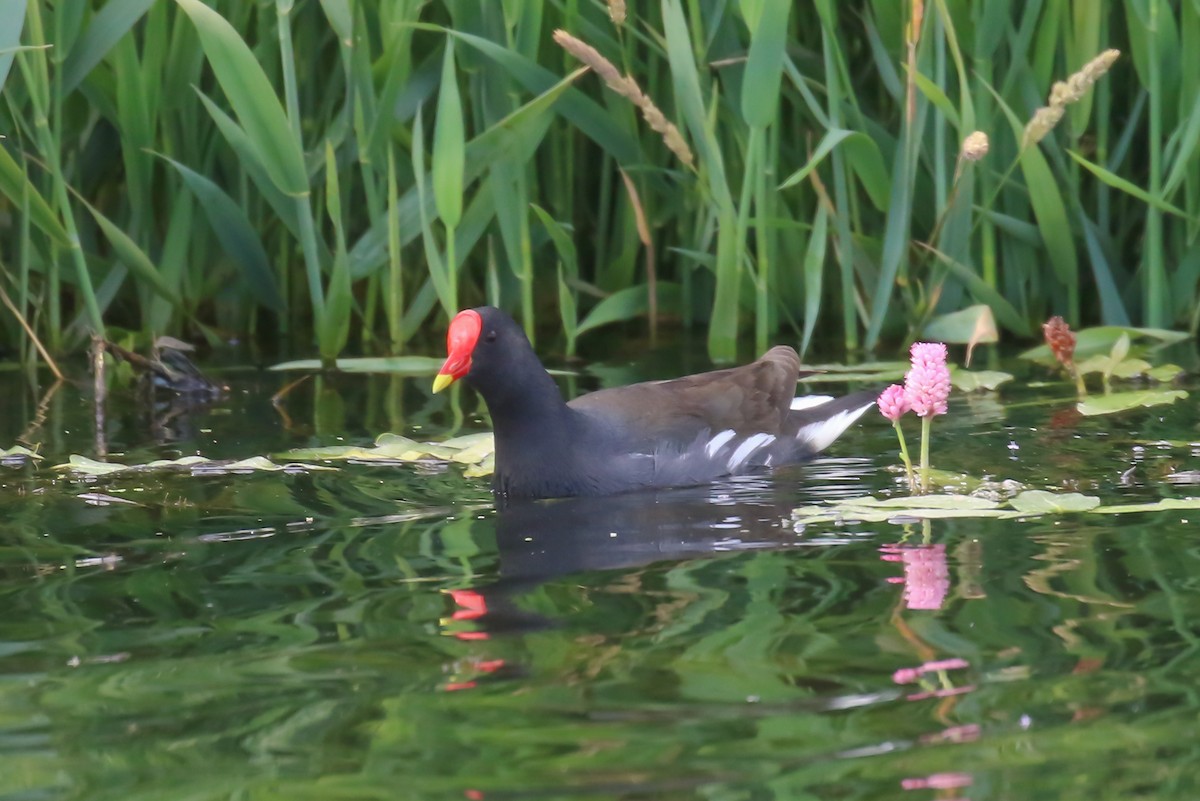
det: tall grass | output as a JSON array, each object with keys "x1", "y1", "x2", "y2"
[{"x1": 0, "y1": 1, "x2": 1196, "y2": 366}]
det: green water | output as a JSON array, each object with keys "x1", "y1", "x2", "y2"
[{"x1": 1, "y1": 351, "x2": 1198, "y2": 800}]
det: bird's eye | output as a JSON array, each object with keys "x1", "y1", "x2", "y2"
[{"x1": 484, "y1": 330, "x2": 498, "y2": 344}]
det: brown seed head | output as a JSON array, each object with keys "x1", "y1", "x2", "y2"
[
  {"x1": 1042, "y1": 315, "x2": 1077, "y2": 366},
  {"x1": 553, "y1": 29, "x2": 694, "y2": 169},
  {"x1": 1023, "y1": 48, "x2": 1119, "y2": 148}
]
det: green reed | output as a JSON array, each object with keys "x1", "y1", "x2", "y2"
[{"x1": 0, "y1": 1, "x2": 1196, "y2": 367}]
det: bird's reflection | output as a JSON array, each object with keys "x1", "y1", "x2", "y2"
[{"x1": 444, "y1": 458, "x2": 875, "y2": 639}]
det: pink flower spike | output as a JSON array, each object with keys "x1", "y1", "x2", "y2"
[
  {"x1": 877, "y1": 384, "x2": 911, "y2": 422},
  {"x1": 905, "y1": 341, "x2": 951, "y2": 418}
]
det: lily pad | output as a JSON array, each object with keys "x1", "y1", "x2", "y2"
[
  {"x1": 1009, "y1": 490, "x2": 1101, "y2": 514},
  {"x1": 951, "y1": 369, "x2": 1014, "y2": 392},
  {"x1": 1077, "y1": 390, "x2": 1188, "y2": 417}
]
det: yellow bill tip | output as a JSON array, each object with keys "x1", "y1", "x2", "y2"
[{"x1": 432, "y1": 373, "x2": 456, "y2": 394}]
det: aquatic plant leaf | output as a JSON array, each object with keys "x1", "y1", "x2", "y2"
[
  {"x1": 576, "y1": 283, "x2": 683, "y2": 337},
  {"x1": 1009, "y1": 491, "x2": 1101, "y2": 514},
  {"x1": 61, "y1": 0, "x2": 157, "y2": 92},
  {"x1": 792, "y1": 493, "x2": 1017, "y2": 525},
  {"x1": 1, "y1": 445, "x2": 42, "y2": 465},
  {"x1": 464, "y1": 453, "x2": 495, "y2": 478},
  {"x1": 158, "y1": 153, "x2": 284, "y2": 313},
  {"x1": 0, "y1": 137, "x2": 71, "y2": 248},
  {"x1": 951, "y1": 369, "x2": 1014, "y2": 392},
  {"x1": 793, "y1": 504, "x2": 1016, "y2": 525},
  {"x1": 923, "y1": 305, "x2": 998, "y2": 365},
  {"x1": 1109, "y1": 358, "x2": 1153, "y2": 378},
  {"x1": 176, "y1": 0, "x2": 308, "y2": 195},
  {"x1": 1091, "y1": 498, "x2": 1200, "y2": 514},
  {"x1": 0, "y1": 0, "x2": 25, "y2": 91},
  {"x1": 432, "y1": 38, "x2": 465, "y2": 229},
  {"x1": 280, "y1": 432, "x2": 495, "y2": 469},
  {"x1": 799, "y1": 361, "x2": 907, "y2": 383},
  {"x1": 57, "y1": 455, "x2": 127, "y2": 476},
  {"x1": 1146, "y1": 364, "x2": 1185, "y2": 382},
  {"x1": 1020, "y1": 326, "x2": 1189, "y2": 365},
  {"x1": 77, "y1": 492, "x2": 143, "y2": 507},
  {"x1": 55, "y1": 454, "x2": 333, "y2": 476},
  {"x1": 1067, "y1": 149, "x2": 1189, "y2": 219},
  {"x1": 837, "y1": 494, "x2": 1002, "y2": 510},
  {"x1": 1077, "y1": 390, "x2": 1188, "y2": 416},
  {"x1": 804, "y1": 361, "x2": 908, "y2": 373},
  {"x1": 268, "y1": 356, "x2": 447, "y2": 374}
]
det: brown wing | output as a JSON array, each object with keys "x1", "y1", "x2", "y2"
[{"x1": 568, "y1": 346, "x2": 803, "y2": 442}]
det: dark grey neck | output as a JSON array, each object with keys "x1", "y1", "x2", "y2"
[{"x1": 472, "y1": 361, "x2": 574, "y2": 457}]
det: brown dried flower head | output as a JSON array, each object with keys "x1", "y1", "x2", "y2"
[
  {"x1": 553, "y1": 29, "x2": 694, "y2": 169},
  {"x1": 1042, "y1": 315, "x2": 1077, "y2": 366}
]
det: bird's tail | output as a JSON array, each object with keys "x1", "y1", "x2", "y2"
[{"x1": 787, "y1": 389, "x2": 878, "y2": 453}]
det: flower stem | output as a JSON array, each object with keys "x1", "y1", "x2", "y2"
[
  {"x1": 1070, "y1": 365, "x2": 1087, "y2": 397},
  {"x1": 919, "y1": 415, "x2": 932, "y2": 493},
  {"x1": 893, "y1": 421, "x2": 916, "y2": 493}
]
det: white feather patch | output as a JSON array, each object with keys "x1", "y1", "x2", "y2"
[
  {"x1": 790, "y1": 395, "x2": 834, "y2": 411},
  {"x1": 796, "y1": 401, "x2": 875, "y2": 452},
  {"x1": 728, "y1": 433, "x2": 775, "y2": 468},
  {"x1": 705, "y1": 429, "x2": 737, "y2": 457}
]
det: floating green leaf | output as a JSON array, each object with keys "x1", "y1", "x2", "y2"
[
  {"x1": 1091, "y1": 498, "x2": 1200, "y2": 514},
  {"x1": 1, "y1": 444, "x2": 42, "y2": 465},
  {"x1": 55, "y1": 454, "x2": 334, "y2": 476},
  {"x1": 793, "y1": 487, "x2": 1197, "y2": 525},
  {"x1": 269, "y1": 356, "x2": 447, "y2": 374},
  {"x1": 951, "y1": 369, "x2": 1014, "y2": 392},
  {"x1": 281, "y1": 432, "x2": 495, "y2": 473},
  {"x1": 1077, "y1": 390, "x2": 1188, "y2": 416},
  {"x1": 1009, "y1": 490, "x2": 1101, "y2": 514}
]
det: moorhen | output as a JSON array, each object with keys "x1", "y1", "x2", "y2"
[{"x1": 433, "y1": 306, "x2": 876, "y2": 501}]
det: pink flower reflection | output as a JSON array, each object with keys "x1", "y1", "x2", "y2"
[
  {"x1": 901, "y1": 772, "x2": 973, "y2": 791},
  {"x1": 893, "y1": 657, "x2": 969, "y2": 685},
  {"x1": 920, "y1": 724, "x2": 981, "y2": 744},
  {"x1": 881, "y1": 543, "x2": 950, "y2": 610}
]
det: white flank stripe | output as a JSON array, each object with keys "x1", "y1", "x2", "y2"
[
  {"x1": 728, "y1": 433, "x2": 775, "y2": 469},
  {"x1": 796, "y1": 401, "x2": 876, "y2": 452},
  {"x1": 790, "y1": 395, "x2": 833, "y2": 411},
  {"x1": 705, "y1": 429, "x2": 737, "y2": 458}
]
